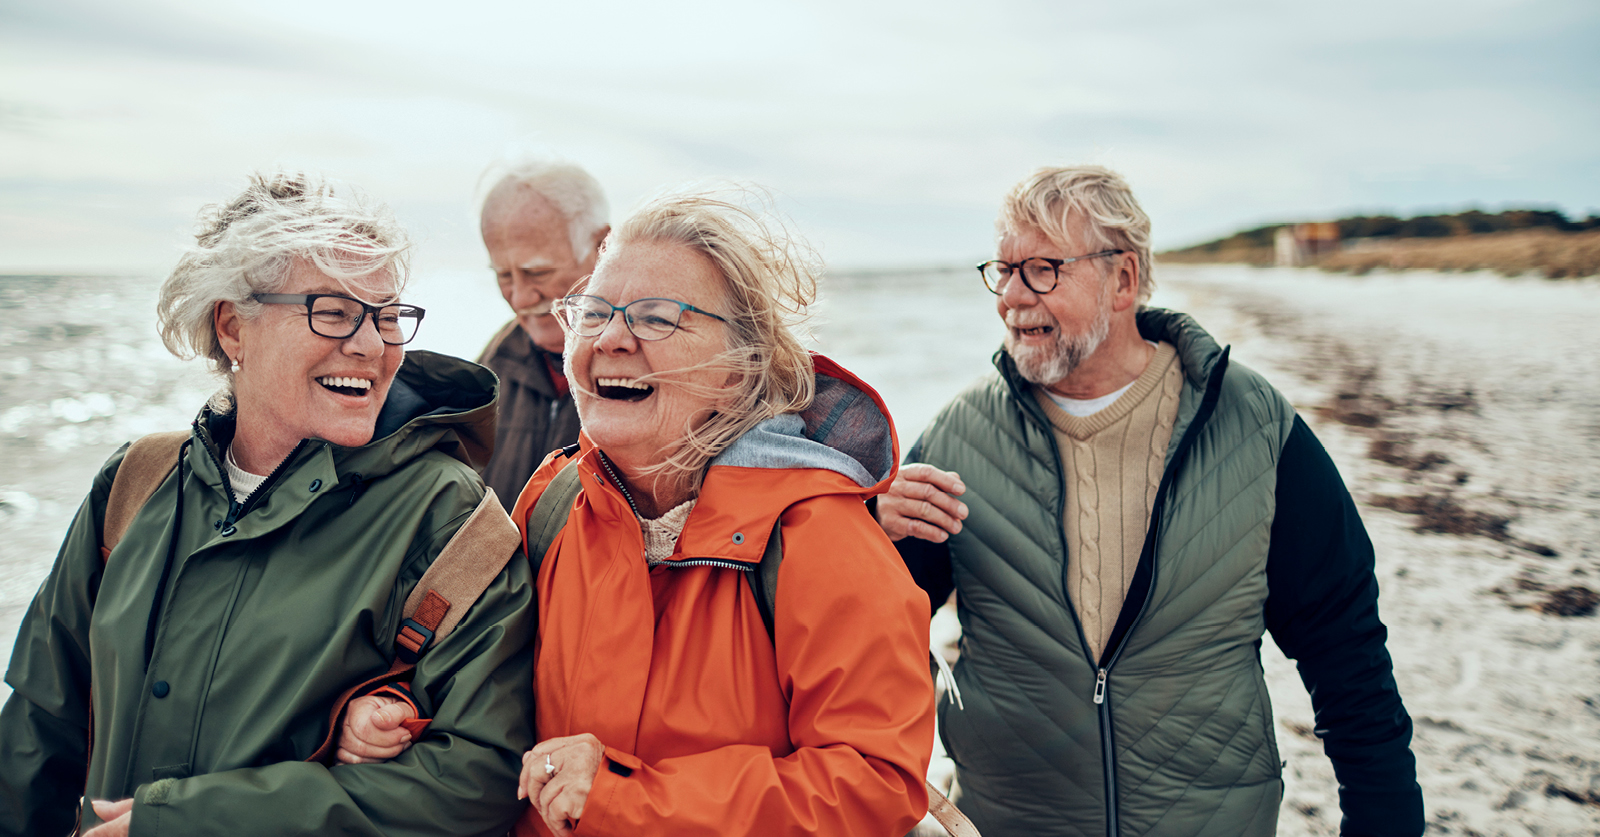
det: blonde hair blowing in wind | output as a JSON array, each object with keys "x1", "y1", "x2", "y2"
[
  {"x1": 157, "y1": 172, "x2": 411, "y2": 411},
  {"x1": 998, "y1": 165, "x2": 1156, "y2": 303},
  {"x1": 572, "y1": 188, "x2": 818, "y2": 491}
]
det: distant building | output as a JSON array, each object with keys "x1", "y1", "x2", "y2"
[{"x1": 1274, "y1": 222, "x2": 1341, "y2": 266}]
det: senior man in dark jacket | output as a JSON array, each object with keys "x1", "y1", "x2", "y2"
[
  {"x1": 878, "y1": 165, "x2": 1423, "y2": 837},
  {"x1": 475, "y1": 160, "x2": 609, "y2": 510}
]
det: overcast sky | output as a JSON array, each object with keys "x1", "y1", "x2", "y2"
[{"x1": 2, "y1": 0, "x2": 1596, "y2": 274}]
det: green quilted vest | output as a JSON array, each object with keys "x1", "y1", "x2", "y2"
[{"x1": 919, "y1": 309, "x2": 1296, "y2": 837}]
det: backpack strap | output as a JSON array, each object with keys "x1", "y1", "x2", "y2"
[
  {"x1": 526, "y1": 456, "x2": 583, "y2": 578},
  {"x1": 306, "y1": 486, "x2": 522, "y2": 764},
  {"x1": 925, "y1": 780, "x2": 981, "y2": 836},
  {"x1": 100, "y1": 431, "x2": 188, "y2": 560},
  {"x1": 746, "y1": 510, "x2": 982, "y2": 837}
]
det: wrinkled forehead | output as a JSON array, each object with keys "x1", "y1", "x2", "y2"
[
  {"x1": 587, "y1": 238, "x2": 729, "y2": 308},
  {"x1": 998, "y1": 217, "x2": 1091, "y2": 258}
]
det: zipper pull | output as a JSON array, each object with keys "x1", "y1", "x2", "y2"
[{"x1": 1094, "y1": 668, "x2": 1108, "y2": 705}]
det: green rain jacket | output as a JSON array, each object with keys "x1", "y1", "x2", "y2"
[{"x1": 0, "y1": 350, "x2": 536, "y2": 837}]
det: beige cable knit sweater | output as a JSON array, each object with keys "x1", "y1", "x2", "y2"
[{"x1": 1034, "y1": 341, "x2": 1183, "y2": 660}]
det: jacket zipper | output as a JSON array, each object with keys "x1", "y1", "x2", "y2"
[
  {"x1": 594, "y1": 452, "x2": 642, "y2": 520},
  {"x1": 1012, "y1": 343, "x2": 1230, "y2": 837},
  {"x1": 652, "y1": 558, "x2": 753, "y2": 571},
  {"x1": 1088, "y1": 348, "x2": 1230, "y2": 837},
  {"x1": 199, "y1": 433, "x2": 308, "y2": 527},
  {"x1": 593, "y1": 453, "x2": 756, "y2": 574}
]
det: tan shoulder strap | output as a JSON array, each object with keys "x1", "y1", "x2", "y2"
[
  {"x1": 101, "y1": 431, "x2": 188, "y2": 560},
  {"x1": 306, "y1": 486, "x2": 523, "y2": 765},
  {"x1": 926, "y1": 779, "x2": 981, "y2": 836},
  {"x1": 394, "y1": 487, "x2": 523, "y2": 658}
]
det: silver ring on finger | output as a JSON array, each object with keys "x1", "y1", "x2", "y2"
[{"x1": 545, "y1": 753, "x2": 556, "y2": 776}]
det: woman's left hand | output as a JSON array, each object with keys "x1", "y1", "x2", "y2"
[
  {"x1": 519, "y1": 733, "x2": 605, "y2": 837},
  {"x1": 84, "y1": 798, "x2": 134, "y2": 837}
]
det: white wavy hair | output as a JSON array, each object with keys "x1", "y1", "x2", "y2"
[
  {"x1": 156, "y1": 172, "x2": 411, "y2": 411},
  {"x1": 480, "y1": 159, "x2": 610, "y2": 260},
  {"x1": 572, "y1": 187, "x2": 818, "y2": 491},
  {"x1": 998, "y1": 165, "x2": 1156, "y2": 303}
]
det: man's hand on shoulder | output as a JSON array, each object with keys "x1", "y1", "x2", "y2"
[{"x1": 876, "y1": 464, "x2": 968, "y2": 542}]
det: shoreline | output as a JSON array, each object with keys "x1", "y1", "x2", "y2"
[{"x1": 1159, "y1": 228, "x2": 1600, "y2": 279}]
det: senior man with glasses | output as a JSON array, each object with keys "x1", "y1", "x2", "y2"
[{"x1": 877, "y1": 165, "x2": 1423, "y2": 837}]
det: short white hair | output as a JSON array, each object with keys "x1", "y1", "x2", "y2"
[
  {"x1": 480, "y1": 159, "x2": 609, "y2": 260},
  {"x1": 998, "y1": 165, "x2": 1156, "y2": 303},
  {"x1": 157, "y1": 171, "x2": 410, "y2": 410}
]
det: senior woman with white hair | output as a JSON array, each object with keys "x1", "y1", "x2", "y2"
[
  {"x1": 0, "y1": 173, "x2": 535, "y2": 836},
  {"x1": 337, "y1": 191, "x2": 938, "y2": 836}
]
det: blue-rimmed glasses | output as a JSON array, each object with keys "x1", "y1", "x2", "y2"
[
  {"x1": 977, "y1": 250, "x2": 1126, "y2": 295},
  {"x1": 251, "y1": 293, "x2": 426, "y2": 345},
  {"x1": 552, "y1": 294, "x2": 728, "y2": 341}
]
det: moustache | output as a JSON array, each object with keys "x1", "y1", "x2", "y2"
[
  {"x1": 1005, "y1": 312, "x2": 1058, "y2": 330},
  {"x1": 515, "y1": 301, "x2": 554, "y2": 317}
]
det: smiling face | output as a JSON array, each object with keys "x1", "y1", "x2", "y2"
[
  {"x1": 482, "y1": 186, "x2": 604, "y2": 355},
  {"x1": 218, "y1": 259, "x2": 404, "y2": 471},
  {"x1": 996, "y1": 225, "x2": 1117, "y2": 388},
  {"x1": 566, "y1": 240, "x2": 735, "y2": 485}
]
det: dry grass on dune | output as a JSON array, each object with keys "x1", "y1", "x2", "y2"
[
  {"x1": 1320, "y1": 228, "x2": 1600, "y2": 278},
  {"x1": 1159, "y1": 229, "x2": 1600, "y2": 278},
  {"x1": 1158, "y1": 245, "x2": 1276, "y2": 267}
]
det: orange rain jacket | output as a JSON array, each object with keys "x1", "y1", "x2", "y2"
[{"x1": 509, "y1": 355, "x2": 935, "y2": 836}]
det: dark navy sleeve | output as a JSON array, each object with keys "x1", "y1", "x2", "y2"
[
  {"x1": 1265, "y1": 415, "x2": 1424, "y2": 837},
  {"x1": 891, "y1": 435, "x2": 955, "y2": 615}
]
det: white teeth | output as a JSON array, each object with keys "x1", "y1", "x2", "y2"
[
  {"x1": 595, "y1": 377, "x2": 650, "y2": 390},
  {"x1": 318, "y1": 376, "x2": 372, "y2": 391}
]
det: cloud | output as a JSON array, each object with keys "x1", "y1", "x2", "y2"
[{"x1": 1, "y1": 0, "x2": 1595, "y2": 271}]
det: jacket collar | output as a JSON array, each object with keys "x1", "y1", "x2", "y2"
[
  {"x1": 569, "y1": 353, "x2": 899, "y2": 568},
  {"x1": 992, "y1": 307, "x2": 1228, "y2": 437},
  {"x1": 484, "y1": 321, "x2": 563, "y2": 398}
]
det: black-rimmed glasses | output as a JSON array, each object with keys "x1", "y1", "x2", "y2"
[
  {"x1": 977, "y1": 250, "x2": 1127, "y2": 295},
  {"x1": 552, "y1": 294, "x2": 728, "y2": 341},
  {"x1": 252, "y1": 293, "x2": 426, "y2": 345}
]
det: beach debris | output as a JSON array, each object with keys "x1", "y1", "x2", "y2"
[
  {"x1": 1534, "y1": 586, "x2": 1598, "y2": 618},
  {"x1": 1492, "y1": 577, "x2": 1598, "y2": 618},
  {"x1": 1544, "y1": 782, "x2": 1600, "y2": 807}
]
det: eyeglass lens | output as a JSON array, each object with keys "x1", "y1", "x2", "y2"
[
  {"x1": 561, "y1": 296, "x2": 688, "y2": 341},
  {"x1": 308, "y1": 297, "x2": 422, "y2": 344},
  {"x1": 981, "y1": 258, "x2": 1058, "y2": 294}
]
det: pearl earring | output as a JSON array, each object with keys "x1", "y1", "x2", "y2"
[{"x1": 231, "y1": 357, "x2": 242, "y2": 373}]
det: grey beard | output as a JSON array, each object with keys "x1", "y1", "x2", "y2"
[{"x1": 1006, "y1": 307, "x2": 1110, "y2": 387}]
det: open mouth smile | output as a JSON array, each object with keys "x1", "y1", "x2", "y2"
[
  {"x1": 1014, "y1": 325, "x2": 1055, "y2": 338},
  {"x1": 317, "y1": 376, "x2": 374, "y2": 397},
  {"x1": 595, "y1": 376, "x2": 654, "y2": 402}
]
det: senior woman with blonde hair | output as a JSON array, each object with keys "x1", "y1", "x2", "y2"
[
  {"x1": 338, "y1": 190, "x2": 937, "y2": 835},
  {"x1": 0, "y1": 172, "x2": 535, "y2": 836}
]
